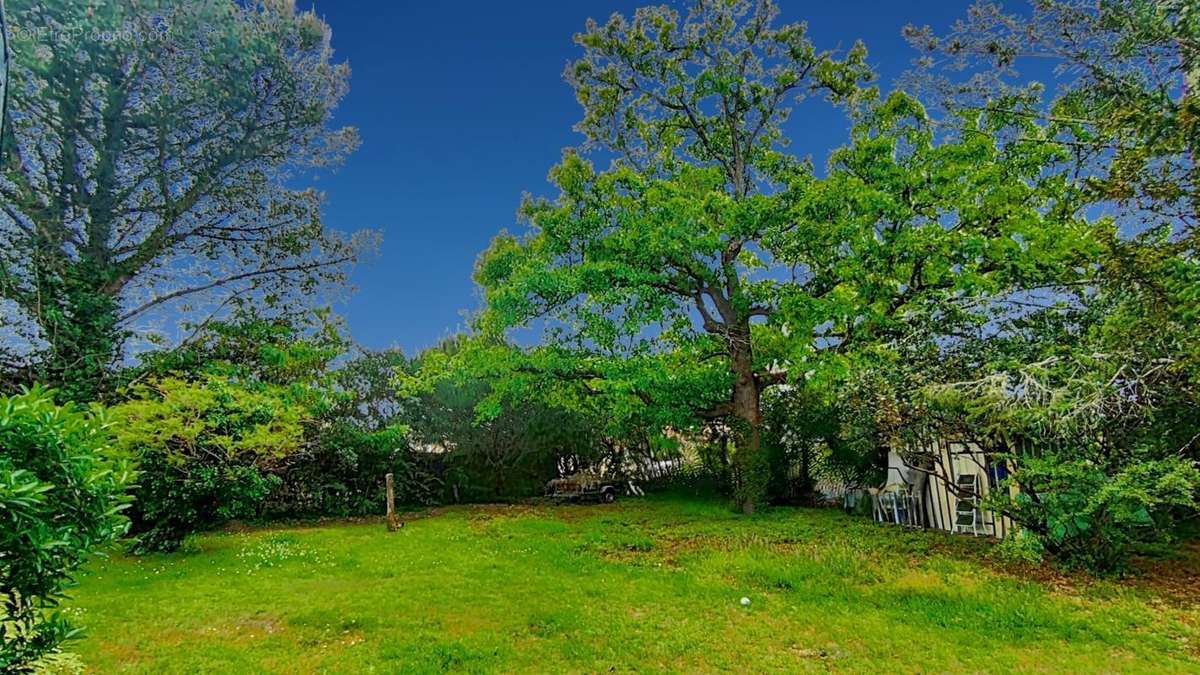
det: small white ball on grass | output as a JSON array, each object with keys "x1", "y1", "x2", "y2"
[{"x1": 740, "y1": 597, "x2": 751, "y2": 607}]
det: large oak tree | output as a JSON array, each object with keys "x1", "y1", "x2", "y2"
[
  {"x1": 474, "y1": 0, "x2": 872, "y2": 510},
  {"x1": 0, "y1": 0, "x2": 374, "y2": 400},
  {"x1": 470, "y1": 0, "x2": 1097, "y2": 511}
]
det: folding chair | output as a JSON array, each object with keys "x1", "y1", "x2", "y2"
[{"x1": 954, "y1": 473, "x2": 984, "y2": 536}]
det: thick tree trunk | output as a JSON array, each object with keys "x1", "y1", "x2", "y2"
[
  {"x1": 729, "y1": 329, "x2": 763, "y2": 515},
  {"x1": 32, "y1": 257, "x2": 123, "y2": 403},
  {"x1": 735, "y1": 423, "x2": 762, "y2": 514}
]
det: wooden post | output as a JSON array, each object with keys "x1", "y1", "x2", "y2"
[{"x1": 386, "y1": 473, "x2": 399, "y2": 532}]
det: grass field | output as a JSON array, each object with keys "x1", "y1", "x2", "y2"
[{"x1": 66, "y1": 495, "x2": 1199, "y2": 673}]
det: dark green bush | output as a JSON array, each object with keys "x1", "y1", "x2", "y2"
[
  {"x1": 0, "y1": 387, "x2": 134, "y2": 670},
  {"x1": 987, "y1": 451, "x2": 1200, "y2": 572},
  {"x1": 130, "y1": 449, "x2": 281, "y2": 553},
  {"x1": 267, "y1": 422, "x2": 438, "y2": 517},
  {"x1": 284, "y1": 347, "x2": 440, "y2": 514}
]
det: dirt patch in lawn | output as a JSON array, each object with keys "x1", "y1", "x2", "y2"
[{"x1": 1129, "y1": 540, "x2": 1200, "y2": 606}]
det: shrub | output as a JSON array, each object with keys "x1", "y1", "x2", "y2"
[
  {"x1": 267, "y1": 422, "x2": 438, "y2": 517},
  {"x1": 130, "y1": 449, "x2": 281, "y2": 553},
  {"x1": 918, "y1": 350, "x2": 1200, "y2": 572},
  {"x1": 993, "y1": 528, "x2": 1046, "y2": 566},
  {"x1": 263, "y1": 345, "x2": 439, "y2": 516},
  {"x1": 110, "y1": 376, "x2": 305, "y2": 552},
  {"x1": 991, "y1": 452, "x2": 1200, "y2": 572},
  {"x1": 0, "y1": 387, "x2": 134, "y2": 670},
  {"x1": 410, "y1": 377, "x2": 603, "y2": 502}
]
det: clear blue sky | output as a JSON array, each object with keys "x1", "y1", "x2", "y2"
[{"x1": 303, "y1": 1, "x2": 979, "y2": 354}]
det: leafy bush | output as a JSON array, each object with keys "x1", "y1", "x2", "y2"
[
  {"x1": 269, "y1": 347, "x2": 438, "y2": 515},
  {"x1": 993, "y1": 529, "x2": 1046, "y2": 566},
  {"x1": 0, "y1": 387, "x2": 134, "y2": 670},
  {"x1": 120, "y1": 318, "x2": 443, "y2": 531},
  {"x1": 111, "y1": 376, "x2": 304, "y2": 552},
  {"x1": 920, "y1": 340, "x2": 1200, "y2": 572},
  {"x1": 28, "y1": 649, "x2": 87, "y2": 675},
  {"x1": 131, "y1": 449, "x2": 281, "y2": 553},
  {"x1": 413, "y1": 381, "x2": 603, "y2": 502},
  {"x1": 267, "y1": 422, "x2": 437, "y2": 517},
  {"x1": 992, "y1": 452, "x2": 1200, "y2": 571},
  {"x1": 760, "y1": 384, "x2": 884, "y2": 504}
]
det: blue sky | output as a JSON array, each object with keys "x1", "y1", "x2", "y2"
[{"x1": 302, "y1": 1, "x2": 981, "y2": 354}]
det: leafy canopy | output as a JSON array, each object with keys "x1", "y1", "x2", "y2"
[{"x1": 0, "y1": 0, "x2": 375, "y2": 401}]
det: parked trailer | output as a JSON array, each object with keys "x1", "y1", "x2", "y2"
[{"x1": 545, "y1": 474, "x2": 619, "y2": 503}]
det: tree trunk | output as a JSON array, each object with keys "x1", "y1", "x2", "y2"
[
  {"x1": 729, "y1": 329, "x2": 763, "y2": 515},
  {"x1": 32, "y1": 256, "x2": 123, "y2": 403},
  {"x1": 799, "y1": 446, "x2": 813, "y2": 504},
  {"x1": 1182, "y1": 34, "x2": 1199, "y2": 226}
]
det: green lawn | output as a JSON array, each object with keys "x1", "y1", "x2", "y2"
[{"x1": 66, "y1": 495, "x2": 1199, "y2": 673}]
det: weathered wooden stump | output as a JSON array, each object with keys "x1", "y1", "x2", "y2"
[{"x1": 386, "y1": 472, "x2": 400, "y2": 532}]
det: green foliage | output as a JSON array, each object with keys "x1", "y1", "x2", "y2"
[
  {"x1": 111, "y1": 375, "x2": 303, "y2": 552},
  {"x1": 916, "y1": 288, "x2": 1200, "y2": 572},
  {"x1": 785, "y1": 0, "x2": 1200, "y2": 571},
  {"x1": 905, "y1": 0, "x2": 1200, "y2": 236},
  {"x1": 118, "y1": 316, "x2": 435, "y2": 539},
  {"x1": 112, "y1": 311, "x2": 344, "y2": 549},
  {"x1": 272, "y1": 421, "x2": 432, "y2": 517},
  {"x1": 27, "y1": 649, "x2": 86, "y2": 675},
  {"x1": 0, "y1": 0, "x2": 373, "y2": 402},
  {"x1": 730, "y1": 434, "x2": 770, "y2": 513},
  {"x1": 774, "y1": 90, "x2": 1098, "y2": 370},
  {"x1": 851, "y1": 0, "x2": 1200, "y2": 573},
  {"x1": 410, "y1": 356, "x2": 604, "y2": 501},
  {"x1": 271, "y1": 345, "x2": 434, "y2": 516},
  {"x1": 1014, "y1": 453, "x2": 1199, "y2": 570},
  {"x1": 15, "y1": 264, "x2": 124, "y2": 404},
  {"x1": 386, "y1": 0, "x2": 1103, "y2": 522},
  {"x1": 136, "y1": 313, "x2": 346, "y2": 390},
  {"x1": 470, "y1": 0, "x2": 876, "y2": 511},
  {"x1": 933, "y1": 373, "x2": 1200, "y2": 571},
  {"x1": 403, "y1": 336, "x2": 707, "y2": 502},
  {"x1": 761, "y1": 383, "x2": 885, "y2": 503},
  {"x1": 994, "y1": 528, "x2": 1046, "y2": 566},
  {"x1": 0, "y1": 387, "x2": 134, "y2": 670}
]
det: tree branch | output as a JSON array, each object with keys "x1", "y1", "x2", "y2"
[{"x1": 117, "y1": 255, "x2": 354, "y2": 324}]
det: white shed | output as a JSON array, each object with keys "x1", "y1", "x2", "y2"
[{"x1": 877, "y1": 440, "x2": 1017, "y2": 539}]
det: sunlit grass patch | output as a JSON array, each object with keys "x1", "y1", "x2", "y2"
[{"x1": 67, "y1": 495, "x2": 1200, "y2": 673}]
